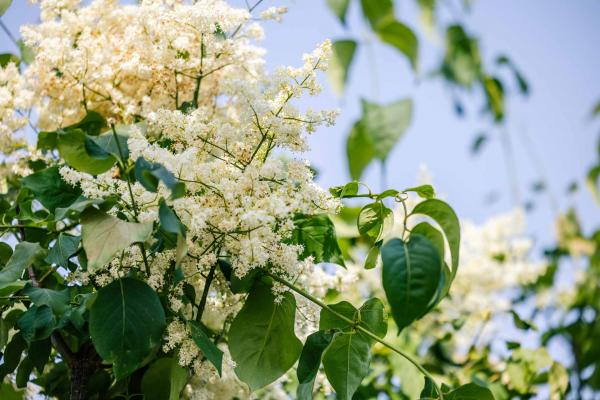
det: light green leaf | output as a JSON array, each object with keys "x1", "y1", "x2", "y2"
[
  {"x1": 17, "y1": 40, "x2": 34, "y2": 65},
  {"x1": 377, "y1": 20, "x2": 418, "y2": 70},
  {"x1": 141, "y1": 357, "x2": 188, "y2": 400},
  {"x1": 364, "y1": 246, "x2": 379, "y2": 270},
  {"x1": 0, "y1": 0, "x2": 12, "y2": 16},
  {"x1": 325, "y1": 0, "x2": 350, "y2": 25},
  {"x1": 89, "y1": 278, "x2": 166, "y2": 380},
  {"x1": 410, "y1": 199, "x2": 461, "y2": 279},
  {"x1": 0, "y1": 242, "x2": 44, "y2": 285},
  {"x1": 360, "y1": 0, "x2": 394, "y2": 29},
  {"x1": 360, "y1": 98, "x2": 413, "y2": 161},
  {"x1": 21, "y1": 166, "x2": 81, "y2": 213},
  {"x1": 405, "y1": 184, "x2": 435, "y2": 199},
  {"x1": 346, "y1": 120, "x2": 376, "y2": 180},
  {"x1": 45, "y1": 233, "x2": 80, "y2": 267},
  {"x1": 189, "y1": 321, "x2": 223, "y2": 376},
  {"x1": 328, "y1": 40, "x2": 357, "y2": 96},
  {"x1": 297, "y1": 330, "x2": 334, "y2": 400},
  {"x1": 322, "y1": 332, "x2": 371, "y2": 400},
  {"x1": 57, "y1": 129, "x2": 116, "y2": 175},
  {"x1": 290, "y1": 214, "x2": 345, "y2": 267},
  {"x1": 357, "y1": 202, "x2": 393, "y2": 240},
  {"x1": 483, "y1": 75, "x2": 504, "y2": 122},
  {"x1": 81, "y1": 208, "x2": 153, "y2": 271},
  {"x1": 549, "y1": 362, "x2": 568, "y2": 400},
  {"x1": 381, "y1": 235, "x2": 442, "y2": 332},
  {"x1": 229, "y1": 283, "x2": 302, "y2": 391}
]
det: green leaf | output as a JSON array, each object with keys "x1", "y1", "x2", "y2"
[
  {"x1": 57, "y1": 129, "x2": 116, "y2": 175},
  {"x1": 471, "y1": 133, "x2": 488, "y2": 155},
  {"x1": 229, "y1": 283, "x2": 302, "y2": 391},
  {"x1": 357, "y1": 202, "x2": 393, "y2": 240},
  {"x1": 510, "y1": 310, "x2": 537, "y2": 331},
  {"x1": 54, "y1": 196, "x2": 104, "y2": 221},
  {"x1": 364, "y1": 246, "x2": 379, "y2": 270},
  {"x1": 346, "y1": 120, "x2": 376, "y2": 180},
  {"x1": 0, "y1": 53, "x2": 19, "y2": 68},
  {"x1": 358, "y1": 298, "x2": 387, "y2": 338},
  {"x1": 446, "y1": 383, "x2": 495, "y2": 400},
  {"x1": 420, "y1": 377, "x2": 436, "y2": 398},
  {"x1": 328, "y1": 40, "x2": 357, "y2": 96},
  {"x1": 361, "y1": 98, "x2": 413, "y2": 161},
  {"x1": 322, "y1": 332, "x2": 371, "y2": 400},
  {"x1": 134, "y1": 157, "x2": 185, "y2": 199},
  {"x1": 85, "y1": 133, "x2": 128, "y2": 162},
  {"x1": 141, "y1": 357, "x2": 188, "y2": 400},
  {"x1": 297, "y1": 332, "x2": 334, "y2": 383},
  {"x1": 17, "y1": 305, "x2": 56, "y2": 342},
  {"x1": 81, "y1": 208, "x2": 153, "y2": 271},
  {"x1": 377, "y1": 20, "x2": 418, "y2": 70},
  {"x1": 0, "y1": 333, "x2": 26, "y2": 381},
  {"x1": 360, "y1": 0, "x2": 394, "y2": 29},
  {"x1": 405, "y1": 184, "x2": 435, "y2": 199},
  {"x1": 0, "y1": 242, "x2": 43, "y2": 285},
  {"x1": 0, "y1": 242, "x2": 12, "y2": 265},
  {"x1": 45, "y1": 233, "x2": 80, "y2": 267},
  {"x1": 291, "y1": 214, "x2": 345, "y2": 267},
  {"x1": 17, "y1": 40, "x2": 34, "y2": 65},
  {"x1": 0, "y1": 0, "x2": 12, "y2": 16},
  {"x1": 549, "y1": 362, "x2": 568, "y2": 400},
  {"x1": 381, "y1": 235, "x2": 442, "y2": 332},
  {"x1": 189, "y1": 321, "x2": 223, "y2": 376},
  {"x1": 483, "y1": 75, "x2": 505, "y2": 122},
  {"x1": 410, "y1": 199, "x2": 461, "y2": 280},
  {"x1": 158, "y1": 199, "x2": 187, "y2": 263},
  {"x1": 23, "y1": 287, "x2": 69, "y2": 315},
  {"x1": 325, "y1": 0, "x2": 350, "y2": 25},
  {"x1": 28, "y1": 338, "x2": 52, "y2": 373},
  {"x1": 64, "y1": 111, "x2": 106, "y2": 136},
  {"x1": 89, "y1": 278, "x2": 166, "y2": 380},
  {"x1": 21, "y1": 166, "x2": 81, "y2": 213},
  {"x1": 319, "y1": 301, "x2": 357, "y2": 332},
  {"x1": 297, "y1": 330, "x2": 334, "y2": 399}
]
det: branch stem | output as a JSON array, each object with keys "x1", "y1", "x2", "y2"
[{"x1": 266, "y1": 271, "x2": 445, "y2": 400}]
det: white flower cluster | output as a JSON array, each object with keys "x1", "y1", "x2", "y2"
[
  {"x1": 11, "y1": 0, "x2": 342, "y2": 380},
  {"x1": 0, "y1": 63, "x2": 32, "y2": 154}
]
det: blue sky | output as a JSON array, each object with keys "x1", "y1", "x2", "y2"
[{"x1": 2, "y1": 0, "x2": 599, "y2": 248}]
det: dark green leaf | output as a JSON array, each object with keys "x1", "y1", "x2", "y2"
[
  {"x1": 81, "y1": 208, "x2": 153, "y2": 271},
  {"x1": 85, "y1": 130, "x2": 129, "y2": 162},
  {"x1": 446, "y1": 383, "x2": 495, "y2": 400},
  {"x1": 18, "y1": 305, "x2": 56, "y2": 342},
  {"x1": 229, "y1": 283, "x2": 302, "y2": 390},
  {"x1": 89, "y1": 278, "x2": 166, "y2": 379},
  {"x1": 322, "y1": 332, "x2": 371, "y2": 400},
  {"x1": 0, "y1": 242, "x2": 43, "y2": 287},
  {"x1": 358, "y1": 298, "x2": 387, "y2": 338},
  {"x1": 21, "y1": 166, "x2": 81, "y2": 213},
  {"x1": 23, "y1": 286, "x2": 69, "y2": 316},
  {"x1": 189, "y1": 321, "x2": 223, "y2": 376},
  {"x1": 0, "y1": 53, "x2": 19, "y2": 68},
  {"x1": 141, "y1": 357, "x2": 188, "y2": 400},
  {"x1": 411, "y1": 199, "x2": 461, "y2": 279},
  {"x1": 328, "y1": 40, "x2": 357, "y2": 95},
  {"x1": 471, "y1": 133, "x2": 488, "y2": 155},
  {"x1": 134, "y1": 157, "x2": 185, "y2": 199},
  {"x1": 45, "y1": 233, "x2": 80, "y2": 267},
  {"x1": 0, "y1": 242, "x2": 12, "y2": 265},
  {"x1": 420, "y1": 377, "x2": 436, "y2": 398},
  {"x1": 0, "y1": 333, "x2": 26, "y2": 381},
  {"x1": 381, "y1": 235, "x2": 442, "y2": 331},
  {"x1": 57, "y1": 129, "x2": 116, "y2": 174},
  {"x1": 291, "y1": 214, "x2": 345, "y2": 267},
  {"x1": 28, "y1": 338, "x2": 52, "y2": 373},
  {"x1": 319, "y1": 301, "x2": 357, "y2": 332},
  {"x1": 297, "y1": 330, "x2": 334, "y2": 383},
  {"x1": 510, "y1": 310, "x2": 537, "y2": 331},
  {"x1": 64, "y1": 111, "x2": 106, "y2": 135}
]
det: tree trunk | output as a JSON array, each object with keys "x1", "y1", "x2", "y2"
[{"x1": 70, "y1": 345, "x2": 101, "y2": 400}]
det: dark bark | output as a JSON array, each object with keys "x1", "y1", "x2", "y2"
[{"x1": 70, "y1": 344, "x2": 102, "y2": 400}]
